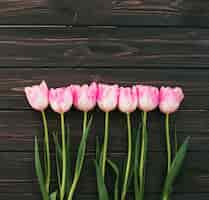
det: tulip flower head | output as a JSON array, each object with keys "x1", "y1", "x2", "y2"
[
  {"x1": 137, "y1": 85, "x2": 159, "y2": 112},
  {"x1": 24, "y1": 80, "x2": 49, "y2": 111},
  {"x1": 49, "y1": 86, "x2": 73, "y2": 114},
  {"x1": 118, "y1": 86, "x2": 138, "y2": 113},
  {"x1": 97, "y1": 83, "x2": 119, "y2": 112},
  {"x1": 159, "y1": 86, "x2": 184, "y2": 114},
  {"x1": 71, "y1": 82, "x2": 97, "y2": 112}
]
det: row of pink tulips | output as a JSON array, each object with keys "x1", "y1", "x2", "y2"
[
  {"x1": 25, "y1": 81, "x2": 184, "y2": 114},
  {"x1": 25, "y1": 81, "x2": 186, "y2": 200}
]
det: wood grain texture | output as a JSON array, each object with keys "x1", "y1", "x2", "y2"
[
  {"x1": 0, "y1": 110, "x2": 207, "y2": 152},
  {"x1": 0, "y1": 0, "x2": 208, "y2": 197},
  {"x1": 0, "y1": 27, "x2": 209, "y2": 67},
  {"x1": 1, "y1": 193, "x2": 209, "y2": 200},
  {"x1": 0, "y1": 0, "x2": 209, "y2": 26},
  {"x1": 0, "y1": 152, "x2": 208, "y2": 193},
  {"x1": 0, "y1": 68, "x2": 207, "y2": 197}
]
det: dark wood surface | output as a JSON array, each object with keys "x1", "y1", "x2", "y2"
[
  {"x1": 2, "y1": 193, "x2": 209, "y2": 200},
  {"x1": 1, "y1": 0, "x2": 209, "y2": 27},
  {"x1": 0, "y1": 0, "x2": 209, "y2": 199},
  {"x1": 0, "y1": 151, "x2": 209, "y2": 195},
  {"x1": 0, "y1": 27, "x2": 209, "y2": 68}
]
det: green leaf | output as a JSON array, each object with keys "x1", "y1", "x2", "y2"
[
  {"x1": 34, "y1": 137, "x2": 48, "y2": 200},
  {"x1": 174, "y1": 124, "x2": 178, "y2": 155},
  {"x1": 96, "y1": 136, "x2": 101, "y2": 163},
  {"x1": 99, "y1": 144, "x2": 105, "y2": 168},
  {"x1": 43, "y1": 139, "x2": 47, "y2": 180},
  {"x1": 134, "y1": 123, "x2": 141, "y2": 198},
  {"x1": 162, "y1": 137, "x2": 190, "y2": 199},
  {"x1": 66, "y1": 123, "x2": 72, "y2": 192},
  {"x1": 52, "y1": 131, "x2": 61, "y2": 190},
  {"x1": 134, "y1": 168, "x2": 140, "y2": 199},
  {"x1": 107, "y1": 160, "x2": 119, "y2": 200},
  {"x1": 74, "y1": 116, "x2": 93, "y2": 179},
  {"x1": 50, "y1": 191, "x2": 57, "y2": 200},
  {"x1": 94, "y1": 160, "x2": 109, "y2": 200},
  {"x1": 140, "y1": 125, "x2": 148, "y2": 199}
]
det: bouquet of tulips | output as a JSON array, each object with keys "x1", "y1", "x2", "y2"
[{"x1": 24, "y1": 81, "x2": 189, "y2": 200}]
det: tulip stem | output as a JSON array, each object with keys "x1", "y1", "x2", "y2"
[
  {"x1": 165, "y1": 114, "x2": 171, "y2": 174},
  {"x1": 60, "y1": 113, "x2": 66, "y2": 200},
  {"x1": 83, "y1": 111, "x2": 87, "y2": 135},
  {"x1": 121, "y1": 113, "x2": 132, "y2": 200},
  {"x1": 102, "y1": 111, "x2": 109, "y2": 178},
  {"x1": 41, "y1": 111, "x2": 50, "y2": 195},
  {"x1": 163, "y1": 194, "x2": 169, "y2": 200},
  {"x1": 139, "y1": 111, "x2": 147, "y2": 200},
  {"x1": 67, "y1": 111, "x2": 88, "y2": 200}
]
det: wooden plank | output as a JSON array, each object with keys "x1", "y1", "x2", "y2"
[
  {"x1": 0, "y1": 68, "x2": 208, "y2": 109},
  {"x1": 0, "y1": 0, "x2": 209, "y2": 26},
  {"x1": 0, "y1": 152, "x2": 208, "y2": 193},
  {"x1": 1, "y1": 193, "x2": 209, "y2": 200},
  {"x1": 0, "y1": 110, "x2": 207, "y2": 152},
  {"x1": 0, "y1": 0, "x2": 74, "y2": 25},
  {"x1": 109, "y1": 0, "x2": 209, "y2": 27},
  {"x1": 0, "y1": 194, "x2": 40, "y2": 200},
  {"x1": 0, "y1": 27, "x2": 209, "y2": 67}
]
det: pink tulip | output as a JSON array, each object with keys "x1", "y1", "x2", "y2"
[
  {"x1": 24, "y1": 81, "x2": 49, "y2": 111},
  {"x1": 71, "y1": 82, "x2": 97, "y2": 112},
  {"x1": 49, "y1": 86, "x2": 73, "y2": 113},
  {"x1": 137, "y1": 85, "x2": 159, "y2": 112},
  {"x1": 97, "y1": 84, "x2": 119, "y2": 112},
  {"x1": 118, "y1": 86, "x2": 137, "y2": 113},
  {"x1": 159, "y1": 86, "x2": 184, "y2": 114}
]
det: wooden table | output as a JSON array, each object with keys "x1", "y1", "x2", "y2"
[{"x1": 0, "y1": 0, "x2": 208, "y2": 199}]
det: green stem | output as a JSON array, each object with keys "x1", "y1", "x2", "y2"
[
  {"x1": 60, "y1": 113, "x2": 66, "y2": 200},
  {"x1": 102, "y1": 111, "x2": 109, "y2": 178},
  {"x1": 121, "y1": 113, "x2": 132, "y2": 200},
  {"x1": 165, "y1": 114, "x2": 171, "y2": 174},
  {"x1": 67, "y1": 111, "x2": 88, "y2": 200},
  {"x1": 162, "y1": 194, "x2": 169, "y2": 200},
  {"x1": 41, "y1": 111, "x2": 50, "y2": 195},
  {"x1": 68, "y1": 175, "x2": 78, "y2": 200},
  {"x1": 83, "y1": 111, "x2": 87, "y2": 135},
  {"x1": 139, "y1": 111, "x2": 147, "y2": 200}
]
